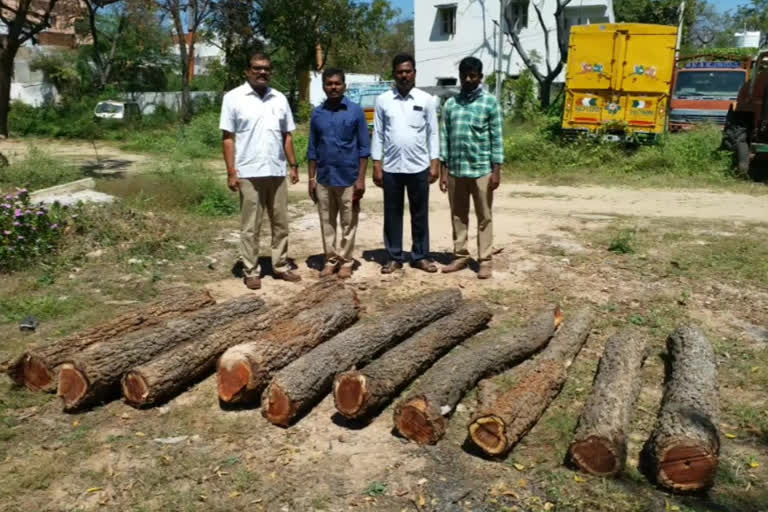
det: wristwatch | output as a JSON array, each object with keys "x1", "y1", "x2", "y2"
[{"x1": 289, "y1": 163, "x2": 299, "y2": 168}]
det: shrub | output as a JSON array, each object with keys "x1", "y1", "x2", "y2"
[{"x1": 0, "y1": 189, "x2": 70, "y2": 272}]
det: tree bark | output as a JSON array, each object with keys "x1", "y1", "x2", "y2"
[
  {"x1": 0, "y1": 46, "x2": 19, "y2": 138},
  {"x1": 333, "y1": 301, "x2": 492, "y2": 420},
  {"x1": 392, "y1": 305, "x2": 563, "y2": 445},
  {"x1": 641, "y1": 326, "x2": 720, "y2": 493},
  {"x1": 468, "y1": 308, "x2": 593, "y2": 457},
  {"x1": 7, "y1": 289, "x2": 215, "y2": 392},
  {"x1": 215, "y1": 288, "x2": 359, "y2": 405},
  {"x1": 567, "y1": 329, "x2": 648, "y2": 476},
  {"x1": 124, "y1": 282, "x2": 357, "y2": 407},
  {"x1": 262, "y1": 289, "x2": 464, "y2": 427},
  {"x1": 57, "y1": 295, "x2": 264, "y2": 411}
]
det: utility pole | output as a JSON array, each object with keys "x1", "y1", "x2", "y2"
[
  {"x1": 496, "y1": 0, "x2": 507, "y2": 102},
  {"x1": 675, "y1": 0, "x2": 685, "y2": 61}
]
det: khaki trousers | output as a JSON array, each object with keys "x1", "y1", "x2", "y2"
[
  {"x1": 447, "y1": 173, "x2": 493, "y2": 262},
  {"x1": 316, "y1": 183, "x2": 358, "y2": 267},
  {"x1": 238, "y1": 177, "x2": 289, "y2": 276}
]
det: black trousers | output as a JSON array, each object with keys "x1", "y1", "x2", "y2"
[{"x1": 382, "y1": 169, "x2": 430, "y2": 263}]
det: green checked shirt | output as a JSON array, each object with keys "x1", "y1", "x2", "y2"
[{"x1": 439, "y1": 87, "x2": 504, "y2": 178}]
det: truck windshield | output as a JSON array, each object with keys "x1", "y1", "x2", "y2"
[{"x1": 673, "y1": 71, "x2": 745, "y2": 99}]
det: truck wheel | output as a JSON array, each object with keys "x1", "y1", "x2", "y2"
[
  {"x1": 736, "y1": 139, "x2": 751, "y2": 176},
  {"x1": 725, "y1": 123, "x2": 750, "y2": 176},
  {"x1": 748, "y1": 154, "x2": 768, "y2": 182}
]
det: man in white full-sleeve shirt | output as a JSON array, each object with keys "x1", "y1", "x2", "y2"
[{"x1": 371, "y1": 53, "x2": 440, "y2": 274}]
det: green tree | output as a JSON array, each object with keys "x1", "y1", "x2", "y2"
[
  {"x1": 0, "y1": 0, "x2": 62, "y2": 137},
  {"x1": 156, "y1": 0, "x2": 217, "y2": 122},
  {"x1": 732, "y1": 0, "x2": 768, "y2": 46},
  {"x1": 207, "y1": 0, "x2": 263, "y2": 90},
  {"x1": 350, "y1": 18, "x2": 413, "y2": 77},
  {"x1": 257, "y1": 0, "x2": 396, "y2": 102},
  {"x1": 614, "y1": 0, "x2": 698, "y2": 46},
  {"x1": 506, "y1": 1, "x2": 570, "y2": 108}
]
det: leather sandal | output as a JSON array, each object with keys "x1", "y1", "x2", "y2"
[
  {"x1": 412, "y1": 259, "x2": 438, "y2": 273},
  {"x1": 381, "y1": 261, "x2": 403, "y2": 274}
]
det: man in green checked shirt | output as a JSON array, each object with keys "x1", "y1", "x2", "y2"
[{"x1": 439, "y1": 56, "x2": 503, "y2": 279}]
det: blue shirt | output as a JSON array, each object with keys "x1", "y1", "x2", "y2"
[{"x1": 307, "y1": 97, "x2": 371, "y2": 187}]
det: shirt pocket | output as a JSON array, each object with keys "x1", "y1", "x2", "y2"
[
  {"x1": 337, "y1": 118, "x2": 357, "y2": 142},
  {"x1": 408, "y1": 108, "x2": 426, "y2": 130},
  {"x1": 469, "y1": 112, "x2": 487, "y2": 133}
]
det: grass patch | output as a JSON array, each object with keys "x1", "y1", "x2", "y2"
[
  {"x1": 607, "y1": 229, "x2": 635, "y2": 254},
  {"x1": 503, "y1": 121, "x2": 767, "y2": 190},
  {"x1": 588, "y1": 221, "x2": 768, "y2": 288},
  {"x1": 0, "y1": 293, "x2": 89, "y2": 325},
  {"x1": 0, "y1": 146, "x2": 83, "y2": 192}
]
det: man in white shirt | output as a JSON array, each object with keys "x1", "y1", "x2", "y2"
[
  {"x1": 371, "y1": 53, "x2": 440, "y2": 274},
  {"x1": 220, "y1": 52, "x2": 302, "y2": 290}
]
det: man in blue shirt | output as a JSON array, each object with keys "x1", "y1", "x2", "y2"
[{"x1": 308, "y1": 68, "x2": 371, "y2": 279}]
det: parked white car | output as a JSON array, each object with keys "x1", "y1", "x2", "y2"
[{"x1": 94, "y1": 100, "x2": 141, "y2": 121}]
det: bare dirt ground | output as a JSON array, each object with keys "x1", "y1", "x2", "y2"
[{"x1": 2, "y1": 148, "x2": 768, "y2": 511}]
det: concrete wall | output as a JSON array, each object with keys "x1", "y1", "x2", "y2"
[
  {"x1": 414, "y1": 0, "x2": 614, "y2": 87},
  {"x1": 124, "y1": 91, "x2": 220, "y2": 115}
]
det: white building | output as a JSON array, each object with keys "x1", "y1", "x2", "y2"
[{"x1": 414, "y1": 0, "x2": 615, "y2": 87}]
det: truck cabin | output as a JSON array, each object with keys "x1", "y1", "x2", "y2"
[{"x1": 669, "y1": 61, "x2": 747, "y2": 130}]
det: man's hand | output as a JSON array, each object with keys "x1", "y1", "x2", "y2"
[
  {"x1": 373, "y1": 162, "x2": 383, "y2": 188},
  {"x1": 439, "y1": 164, "x2": 449, "y2": 193},
  {"x1": 308, "y1": 179, "x2": 317, "y2": 203},
  {"x1": 489, "y1": 167, "x2": 501, "y2": 191},
  {"x1": 428, "y1": 160, "x2": 439, "y2": 184},
  {"x1": 227, "y1": 173, "x2": 239, "y2": 192},
  {"x1": 290, "y1": 166, "x2": 299, "y2": 185},
  {"x1": 353, "y1": 177, "x2": 366, "y2": 200}
]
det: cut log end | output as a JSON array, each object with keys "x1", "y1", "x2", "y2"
[
  {"x1": 23, "y1": 355, "x2": 55, "y2": 392},
  {"x1": 333, "y1": 373, "x2": 368, "y2": 418},
  {"x1": 264, "y1": 384, "x2": 297, "y2": 427},
  {"x1": 468, "y1": 415, "x2": 508, "y2": 456},
  {"x1": 554, "y1": 307, "x2": 564, "y2": 329},
  {"x1": 57, "y1": 364, "x2": 88, "y2": 409},
  {"x1": 217, "y1": 360, "x2": 252, "y2": 403},
  {"x1": 658, "y1": 444, "x2": 718, "y2": 492},
  {"x1": 122, "y1": 372, "x2": 149, "y2": 406},
  {"x1": 395, "y1": 397, "x2": 442, "y2": 445},
  {"x1": 569, "y1": 436, "x2": 621, "y2": 476}
]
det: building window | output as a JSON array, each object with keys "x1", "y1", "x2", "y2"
[
  {"x1": 504, "y1": 0, "x2": 529, "y2": 34},
  {"x1": 437, "y1": 77, "x2": 457, "y2": 86},
  {"x1": 438, "y1": 6, "x2": 456, "y2": 35}
]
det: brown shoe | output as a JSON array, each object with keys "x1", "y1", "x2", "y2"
[
  {"x1": 337, "y1": 265, "x2": 353, "y2": 279},
  {"x1": 412, "y1": 259, "x2": 438, "y2": 273},
  {"x1": 319, "y1": 262, "x2": 338, "y2": 278},
  {"x1": 441, "y1": 257, "x2": 469, "y2": 274},
  {"x1": 274, "y1": 269, "x2": 302, "y2": 282},
  {"x1": 243, "y1": 275, "x2": 261, "y2": 290},
  {"x1": 381, "y1": 261, "x2": 403, "y2": 274},
  {"x1": 477, "y1": 262, "x2": 493, "y2": 280}
]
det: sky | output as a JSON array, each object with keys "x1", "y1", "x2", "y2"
[
  {"x1": 379, "y1": 0, "x2": 751, "y2": 17},
  {"x1": 716, "y1": 0, "x2": 749, "y2": 12}
]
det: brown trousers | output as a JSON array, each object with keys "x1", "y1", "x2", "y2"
[
  {"x1": 316, "y1": 183, "x2": 358, "y2": 267},
  {"x1": 238, "y1": 177, "x2": 289, "y2": 277},
  {"x1": 447, "y1": 173, "x2": 493, "y2": 262}
]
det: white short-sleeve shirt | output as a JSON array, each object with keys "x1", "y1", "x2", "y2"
[{"x1": 219, "y1": 84, "x2": 296, "y2": 178}]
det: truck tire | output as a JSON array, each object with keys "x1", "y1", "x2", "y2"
[
  {"x1": 748, "y1": 154, "x2": 768, "y2": 182},
  {"x1": 724, "y1": 123, "x2": 750, "y2": 176}
]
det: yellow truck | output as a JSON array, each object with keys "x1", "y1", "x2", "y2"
[{"x1": 562, "y1": 23, "x2": 678, "y2": 143}]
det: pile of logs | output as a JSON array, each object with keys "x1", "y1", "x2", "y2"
[{"x1": 4, "y1": 283, "x2": 720, "y2": 494}]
